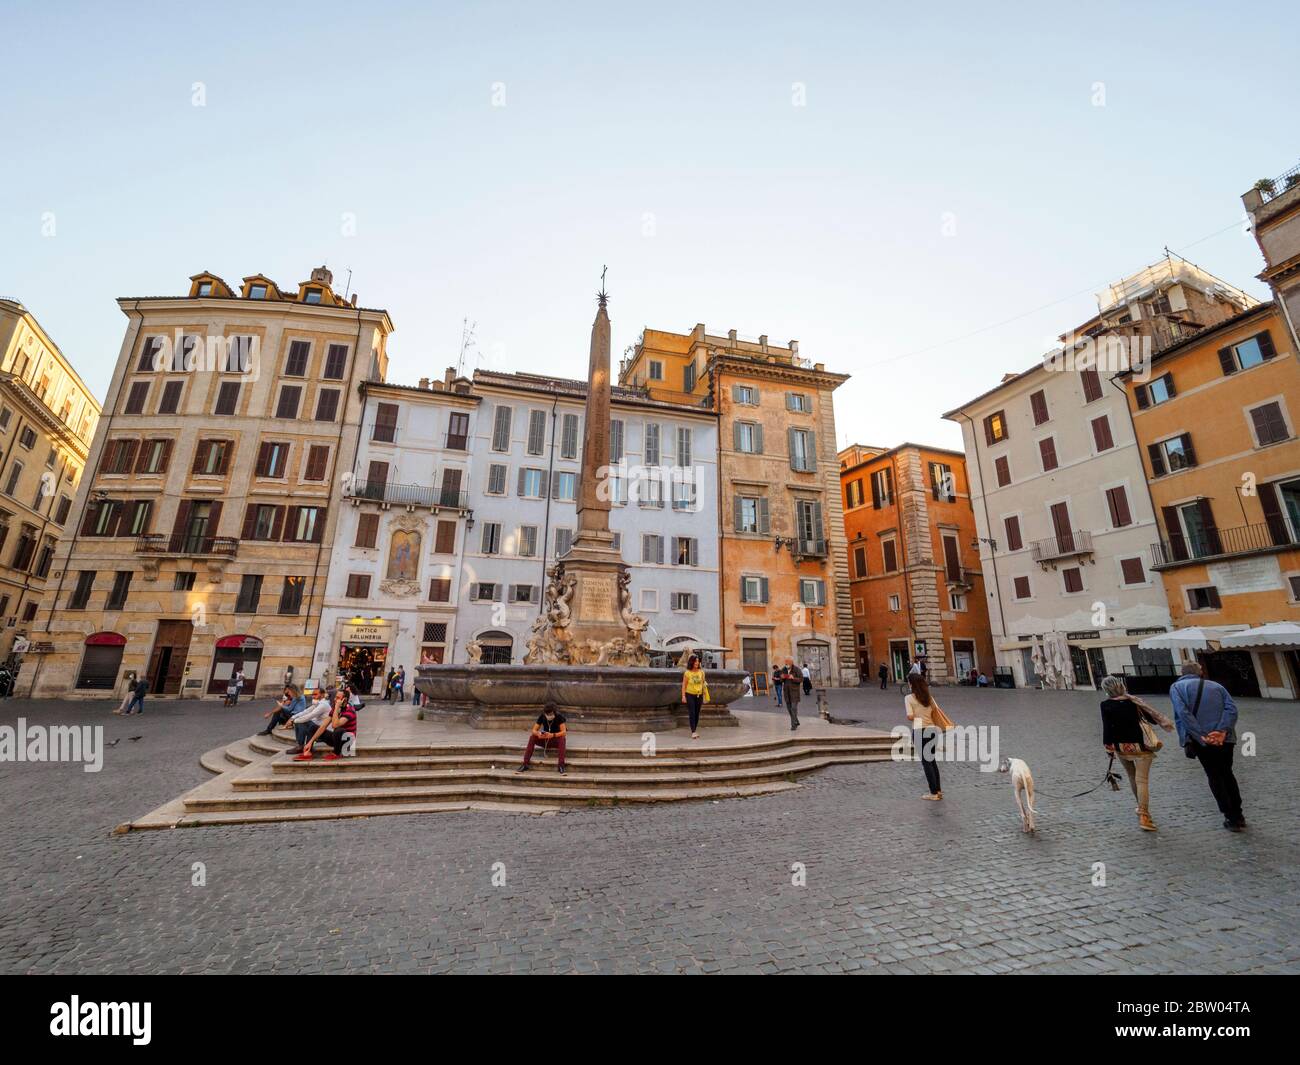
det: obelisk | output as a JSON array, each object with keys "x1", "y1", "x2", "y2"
[{"x1": 573, "y1": 274, "x2": 617, "y2": 549}]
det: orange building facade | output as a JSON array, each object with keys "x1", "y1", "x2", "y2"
[
  {"x1": 621, "y1": 325, "x2": 857, "y2": 686},
  {"x1": 840, "y1": 443, "x2": 994, "y2": 685},
  {"x1": 1121, "y1": 301, "x2": 1300, "y2": 698}
]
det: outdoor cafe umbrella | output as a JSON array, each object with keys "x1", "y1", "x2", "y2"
[
  {"x1": 1220, "y1": 621, "x2": 1300, "y2": 650},
  {"x1": 1136, "y1": 626, "x2": 1246, "y2": 652}
]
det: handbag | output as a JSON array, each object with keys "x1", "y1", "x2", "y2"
[
  {"x1": 930, "y1": 705, "x2": 955, "y2": 731},
  {"x1": 1138, "y1": 718, "x2": 1163, "y2": 752}
]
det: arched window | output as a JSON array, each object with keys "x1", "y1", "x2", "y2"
[{"x1": 477, "y1": 630, "x2": 513, "y2": 665}]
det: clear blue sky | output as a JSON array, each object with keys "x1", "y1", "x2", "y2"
[{"x1": 2, "y1": 0, "x2": 1296, "y2": 449}]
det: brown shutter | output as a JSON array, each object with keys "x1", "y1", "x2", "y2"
[
  {"x1": 1258, "y1": 482, "x2": 1292, "y2": 547},
  {"x1": 1091, "y1": 416, "x2": 1113, "y2": 451},
  {"x1": 1205, "y1": 586, "x2": 1222, "y2": 609},
  {"x1": 1134, "y1": 384, "x2": 1149, "y2": 409},
  {"x1": 283, "y1": 506, "x2": 299, "y2": 541},
  {"x1": 983, "y1": 415, "x2": 994, "y2": 446},
  {"x1": 255, "y1": 442, "x2": 271, "y2": 477},
  {"x1": 310, "y1": 507, "x2": 326, "y2": 543},
  {"x1": 80, "y1": 502, "x2": 100, "y2": 536},
  {"x1": 1196, "y1": 498, "x2": 1221, "y2": 555},
  {"x1": 1039, "y1": 438, "x2": 1057, "y2": 470},
  {"x1": 1147, "y1": 442, "x2": 1167, "y2": 478},
  {"x1": 995, "y1": 456, "x2": 1010, "y2": 486},
  {"x1": 1162, "y1": 372, "x2": 1176, "y2": 398},
  {"x1": 241, "y1": 504, "x2": 258, "y2": 540},
  {"x1": 1257, "y1": 330, "x2": 1277, "y2": 360},
  {"x1": 121, "y1": 439, "x2": 139, "y2": 474},
  {"x1": 1004, "y1": 515, "x2": 1022, "y2": 552},
  {"x1": 1217, "y1": 346, "x2": 1237, "y2": 375},
  {"x1": 1030, "y1": 390, "x2": 1048, "y2": 424},
  {"x1": 219, "y1": 441, "x2": 232, "y2": 475},
  {"x1": 206, "y1": 501, "x2": 223, "y2": 538},
  {"x1": 1180, "y1": 433, "x2": 1197, "y2": 467},
  {"x1": 1161, "y1": 505, "x2": 1187, "y2": 561},
  {"x1": 943, "y1": 536, "x2": 962, "y2": 580},
  {"x1": 1050, "y1": 502, "x2": 1073, "y2": 552},
  {"x1": 171, "y1": 499, "x2": 193, "y2": 541},
  {"x1": 270, "y1": 506, "x2": 286, "y2": 541},
  {"x1": 159, "y1": 439, "x2": 173, "y2": 474},
  {"x1": 192, "y1": 441, "x2": 208, "y2": 474},
  {"x1": 133, "y1": 440, "x2": 152, "y2": 473}
]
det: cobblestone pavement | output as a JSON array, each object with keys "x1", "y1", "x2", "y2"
[{"x1": 1, "y1": 685, "x2": 1296, "y2": 974}]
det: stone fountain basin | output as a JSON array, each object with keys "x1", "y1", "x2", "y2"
[{"x1": 415, "y1": 664, "x2": 750, "y2": 731}]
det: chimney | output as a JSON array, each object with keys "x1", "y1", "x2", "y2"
[
  {"x1": 350, "y1": 294, "x2": 358, "y2": 308},
  {"x1": 310, "y1": 265, "x2": 333, "y2": 287},
  {"x1": 445, "y1": 366, "x2": 456, "y2": 385},
  {"x1": 418, "y1": 377, "x2": 430, "y2": 390}
]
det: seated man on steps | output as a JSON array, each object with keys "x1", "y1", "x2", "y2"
[
  {"x1": 288, "y1": 689, "x2": 332, "y2": 754},
  {"x1": 298, "y1": 691, "x2": 358, "y2": 762},
  {"x1": 260, "y1": 684, "x2": 305, "y2": 736},
  {"x1": 516, "y1": 707, "x2": 567, "y2": 775}
]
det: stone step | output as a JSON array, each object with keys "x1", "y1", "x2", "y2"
[
  {"x1": 237, "y1": 751, "x2": 894, "y2": 793},
  {"x1": 132, "y1": 799, "x2": 564, "y2": 829},
  {"x1": 267, "y1": 739, "x2": 895, "y2": 776},
  {"x1": 183, "y1": 778, "x2": 805, "y2": 814}
]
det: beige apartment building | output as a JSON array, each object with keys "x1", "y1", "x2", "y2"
[
  {"x1": 24, "y1": 267, "x2": 392, "y2": 699},
  {"x1": 0, "y1": 299, "x2": 101, "y2": 667}
]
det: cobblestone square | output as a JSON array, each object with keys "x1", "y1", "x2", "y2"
[{"x1": 1, "y1": 686, "x2": 1296, "y2": 974}]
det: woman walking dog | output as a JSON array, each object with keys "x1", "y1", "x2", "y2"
[
  {"x1": 1098, "y1": 675, "x2": 1174, "y2": 832},
  {"x1": 904, "y1": 674, "x2": 949, "y2": 801}
]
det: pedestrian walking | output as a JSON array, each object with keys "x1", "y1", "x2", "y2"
[
  {"x1": 680, "y1": 654, "x2": 710, "y2": 740},
  {"x1": 905, "y1": 673, "x2": 944, "y2": 800},
  {"x1": 124, "y1": 676, "x2": 149, "y2": 716},
  {"x1": 782, "y1": 658, "x2": 801, "y2": 731},
  {"x1": 801, "y1": 663, "x2": 812, "y2": 696},
  {"x1": 1099, "y1": 675, "x2": 1173, "y2": 832},
  {"x1": 772, "y1": 662, "x2": 785, "y2": 707},
  {"x1": 1170, "y1": 662, "x2": 1246, "y2": 831},
  {"x1": 878, "y1": 662, "x2": 888, "y2": 690}
]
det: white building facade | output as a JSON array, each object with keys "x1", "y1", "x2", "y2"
[
  {"x1": 945, "y1": 358, "x2": 1174, "y2": 689},
  {"x1": 313, "y1": 373, "x2": 478, "y2": 693},
  {"x1": 460, "y1": 371, "x2": 721, "y2": 664}
]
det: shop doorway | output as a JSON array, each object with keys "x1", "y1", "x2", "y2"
[
  {"x1": 207, "y1": 635, "x2": 264, "y2": 695},
  {"x1": 147, "y1": 620, "x2": 193, "y2": 695},
  {"x1": 889, "y1": 639, "x2": 910, "y2": 682},
  {"x1": 796, "y1": 641, "x2": 831, "y2": 686},
  {"x1": 1201, "y1": 650, "x2": 1261, "y2": 698},
  {"x1": 952, "y1": 639, "x2": 976, "y2": 680},
  {"x1": 339, "y1": 642, "x2": 389, "y2": 696},
  {"x1": 741, "y1": 638, "x2": 768, "y2": 692}
]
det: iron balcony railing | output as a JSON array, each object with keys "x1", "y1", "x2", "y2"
[
  {"x1": 443, "y1": 431, "x2": 469, "y2": 451},
  {"x1": 347, "y1": 479, "x2": 469, "y2": 509},
  {"x1": 1256, "y1": 163, "x2": 1300, "y2": 203},
  {"x1": 136, "y1": 533, "x2": 239, "y2": 557},
  {"x1": 369, "y1": 422, "x2": 399, "y2": 443},
  {"x1": 1151, "y1": 521, "x2": 1297, "y2": 569},
  {"x1": 1029, "y1": 529, "x2": 1094, "y2": 563},
  {"x1": 795, "y1": 538, "x2": 828, "y2": 558},
  {"x1": 944, "y1": 565, "x2": 975, "y2": 586}
]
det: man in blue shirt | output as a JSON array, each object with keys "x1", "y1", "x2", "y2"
[
  {"x1": 1169, "y1": 662, "x2": 1245, "y2": 831},
  {"x1": 260, "y1": 685, "x2": 306, "y2": 736}
]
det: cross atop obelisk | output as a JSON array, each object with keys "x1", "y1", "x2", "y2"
[{"x1": 574, "y1": 265, "x2": 614, "y2": 543}]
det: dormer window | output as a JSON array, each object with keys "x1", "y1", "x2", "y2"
[
  {"x1": 304, "y1": 289, "x2": 323, "y2": 304},
  {"x1": 197, "y1": 281, "x2": 213, "y2": 297},
  {"x1": 248, "y1": 284, "x2": 267, "y2": 300}
]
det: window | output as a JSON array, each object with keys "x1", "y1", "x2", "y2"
[
  {"x1": 1038, "y1": 437, "x2": 1058, "y2": 472},
  {"x1": 54, "y1": 495, "x2": 72, "y2": 525},
  {"x1": 1248, "y1": 401, "x2": 1290, "y2": 447},
  {"x1": 345, "y1": 574, "x2": 371, "y2": 599},
  {"x1": 1289, "y1": 575, "x2": 1300, "y2": 602},
  {"x1": 1013, "y1": 576, "x2": 1031, "y2": 600},
  {"x1": 641, "y1": 534, "x2": 665, "y2": 564},
  {"x1": 1004, "y1": 515, "x2": 1023, "y2": 552},
  {"x1": 446, "y1": 411, "x2": 469, "y2": 450},
  {"x1": 124, "y1": 500, "x2": 152, "y2": 535},
  {"x1": 736, "y1": 496, "x2": 768, "y2": 534},
  {"x1": 286, "y1": 506, "x2": 324, "y2": 543},
  {"x1": 486, "y1": 464, "x2": 507, "y2": 495},
  {"x1": 321, "y1": 344, "x2": 348, "y2": 379},
  {"x1": 192, "y1": 439, "x2": 230, "y2": 476},
  {"x1": 734, "y1": 385, "x2": 758, "y2": 405},
  {"x1": 284, "y1": 340, "x2": 310, "y2": 377},
  {"x1": 433, "y1": 520, "x2": 457, "y2": 555},
  {"x1": 796, "y1": 499, "x2": 824, "y2": 552},
  {"x1": 554, "y1": 471, "x2": 576, "y2": 501},
  {"x1": 555, "y1": 528, "x2": 574, "y2": 557},
  {"x1": 789, "y1": 428, "x2": 815, "y2": 472},
  {"x1": 560, "y1": 414, "x2": 579, "y2": 459},
  {"x1": 1105, "y1": 485, "x2": 1132, "y2": 528},
  {"x1": 248, "y1": 283, "x2": 267, "y2": 299},
  {"x1": 734, "y1": 421, "x2": 762, "y2": 453},
  {"x1": 983, "y1": 410, "x2": 1008, "y2": 444},
  {"x1": 871, "y1": 469, "x2": 894, "y2": 509},
  {"x1": 648, "y1": 360, "x2": 663, "y2": 381},
  {"x1": 4, "y1": 461, "x2": 22, "y2": 496},
  {"x1": 1135, "y1": 372, "x2": 1176, "y2": 408},
  {"x1": 1218, "y1": 331, "x2": 1276, "y2": 374},
  {"x1": 683, "y1": 362, "x2": 697, "y2": 392},
  {"x1": 1080, "y1": 368, "x2": 1103, "y2": 403},
  {"x1": 491, "y1": 405, "x2": 512, "y2": 451},
  {"x1": 799, "y1": 578, "x2": 827, "y2": 606},
  {"x1": 123, "y1": 382, "x2": 149, "y2": 415},
  {"x1": 106, "y1": 571, "x2": 133, "y2": 610},
  {"x1": 740, "y1": 575, "x2": 769, "y2": 604},
  {"x1": 355, "y1": 512, "x2": 379, "y2": 549},
  {"x1": 139, "y1": 439, "x2": 171, "y2": 475},
  {"x1": 428, "y1": 577, "x2": 451, "y2": 603},
  {"x1": 472, "y1": 583, "x2": 498, "y2": 602},
  {"x1": 676, "y1": 427, "x2": 692, "y2": 468},
  {"x1": 158, "y1": 379, "x2": 184, "y2": 414},
  {"x1": 1091, "y1": 414, "x2": 1114, "y2": 452},
  {"x1": 950, "y1": 592, "x2": 967, "y2": 611},
  {"x1": 69, "y1": 571, "x2": 95, "y2": 610},
  {"x1": 994, "y1": 456, "x2": 1011, "y2": 487},
  {"x1": 882, "y1": 537, "x2": 898, "y2": 573},
  {"x1": 214, "y1": 381, "x2": 240, "y2": 415},
  {"x1": 672, "y1": 592, "x2": 698, "y2": 612},
  {"x1": 673, "y1": 537, "x2": 698, "y2": 566},
  {"x1": 610, "y1": 420, "x2": 625, "y2": 463},
  {"x1": 255, "y1": 441, "x2": 290, "y2": 478},
  {"x1": 1030, "y1": 389, "x2": 1049, "y2": 425},
  {"x1": 481, "y1": 522, "x2": 502, "y2": 555},
  {"x1": 1062, "y1": 567, "x2": 1084, "y2": 594},
  {"x1": 372, "y1": 402, "x2": 399, "y2": 442},
  {"x1": 670, "y1": 475, "x2": 694, "y2": 511},
  {"x1": 518, "y1": 468, "x2": 545, "y2": 498},
  {"x1": 243, "y1": 504, "x2": 283, "y2": 542},
  {"x1": 1120, "y1": 557, "x2": 1146, "y2": 585},
  {"x1": 173, "y1": 572, "x2": 196, "y2": 591},
  {"x1": 314, "y1": 389, "x2": 340, "y2": 422},
  {"x1": 517, "y1": 525, "x2": 538, "y2": 558},
  {"x1": 278, "y1": 576, "x2": 305, "y2": 615},
  {"x1": 136, "y1": 336, "x2": 162, "y2": 372},
  {"x1": 304, "y1": 445, "x2": 329, "y2": 482},
  {"x1": 196, "y1": 281, "x2": 212, "y2": 296},
  {"x1": 1187, "y1": 585, "x2": 1221, "y2": 611},
  {"x1": 853, "y1": 545, "x2": 867, "y2": 578},
  {"x1": 846, "y1": 478, "x2": 864, "y2": 509},
  {"x1": 526, "y1": 409, "x2": 547, "y2": 455},
  {"x1": 1148, "y1": 434, "x2": 1195, "y2": 477},
  {"x1": 304, "y1": 288, "x2": 323, "y2": 304},
  {"x1": 930, "y1": 463, "x2": 955, "y2": 502},
  {"x1": 888, "y1": 594, "x2": 901, "y2": 612},
  {"x1": 787, "y1": 392, "x2": 811, "y2": 413},
  {"x1": 511, "y1": 584, "x2": 537, "y2": 604}
]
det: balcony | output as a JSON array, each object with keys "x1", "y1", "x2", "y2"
[
  {"x1": 1029, "y1": 529, "x2": 1094, "y2": 566},
  {"x1": 347, "y1": 479, "x2": 469, "y2": 509},
  {"x1": 444, "y1": 431, "x2": 469, "y2": 451},
  {"x1": 1150, "y1": 521, "x2": 1297, "y2": 569},
  {"x1": 136, "y1": 533, "x2": 239, "y2": 558},
  {"x1": 944, "y1": 566, "x2": 975, "y2": 588},
  {"x1": 369, "y1": 422, "x2": 399, "y2": 444},
  {"x1": 794, "y1": 538, "x2": 827, "y2": 559}
]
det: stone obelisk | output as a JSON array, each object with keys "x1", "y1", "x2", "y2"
[{"x1": 523, "y1": 273, "x2": 649, "y2": 666}]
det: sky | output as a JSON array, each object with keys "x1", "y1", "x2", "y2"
[{"x1": 2, "y1": 0, "x2": 1297, "y2": 451}]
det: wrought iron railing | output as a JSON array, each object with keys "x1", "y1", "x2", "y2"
[
  {"x1": 347, "y1": 479, "x2": 469, "y2": 509},
  {"x1": 795, "y1": 538, "x2": 827, "y2": 557},
  {"x1": 136, "y1": 533, "x2": 239, "y2": 557},
  {"x1": 1256, "y1": 163, "x2": 1300, "y2": 203},
  {"x1": 1029, "y1": 529, "x2": 1093, "y2": 563},
  {"x1": 1150, "y1": 521, "x2": 1295, "y2": 568}
]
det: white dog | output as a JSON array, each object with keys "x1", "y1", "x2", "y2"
[{"x1": 998, "y1": 757, "x2": 1036, "y2": 833}]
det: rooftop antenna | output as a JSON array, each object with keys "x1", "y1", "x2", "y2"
[
  {"x1": 342, "y1": 268, "x2": 353, "y2": 301},
  {"x1": 456, "y1": 318, "x2": 478, "y2": 378}
]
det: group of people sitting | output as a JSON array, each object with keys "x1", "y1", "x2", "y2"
[{"x1": 259, "y1": 683, "x2": 361, "y2": 762}]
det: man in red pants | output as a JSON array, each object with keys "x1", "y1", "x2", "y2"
[{"x1": 517, "y1": 707, "x2": 567, "y2": 774}]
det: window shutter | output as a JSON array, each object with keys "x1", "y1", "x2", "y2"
[
  {"x1": 1180, "y1": 433, "x2": 1197, "y2": 467},
  {"x1": 759, "y1": 577, "x2": 769, "y2": 604},
  {"x1": 270, "y1": 506, "x2": 285, "y2": 541},
  {"x1": 241, "y1": 505, "x2": 257, "y2": 540},
  {"x1": 1147, "y1": 443, "x2": 1166, "y2": 478},
  {"x1": 492, "y1": 405, "x2": 512, "y2": 450},
  {"x1": 733, "y1": 496, "x2": 743, "y2": 533},
  {"x1": 159, "y1": 439, "x2": 173, "y2": 473},
  {"x1": 1258, "y1": 482, "x2": 1292, "y2": 546},
  {"x1": 1134, "y1": 384, "x2": 1149, "y2": 409},
  {"x1": 758, "y1": 497, "x2": 770, "y2": 534},
  {"x1": 192, "y1": 442, "x2": 207, "y2": 474},
  {"x1": 983, "y1": 416, "x2": 994, "y2": 446},
  {"x1": 733, "y1": 422, "x2": 742, "y2": 450},
  {"x1": 657, "y1": 537, "x2": 664, "y2": 564},
  {"x1": 171, "y1": 499, "x2": 192, "y2": 540},
  {"x1": 871, "y1": 474, "x2": 881, "y2": 509},
  {"x1": 539, "y1": 472, "x2": 550, "y2": 498},
  {"x1": 754, "y1": 423, "x2": 764, "y2": 454},
  {"x1": 1161, "y1": 505, "x2": 1187, "y2": 561},
  {"x1": 1217, "y1": 346, "x2": 1237, "y2": 375},
  {"x1": 283, "y1": 506, "x2": 299, "y2": 543},
  {"x1": 1257, "y1": 330, "x2": 1277, "y2": 360},
  {"x1": 1162, "y1": 373, "x2": 1176, "y2": 398},
  {"x1": 256, "y1": 442, "x2": 271, "y2": 477},
  {"x1": 1196, "y1": 498, "x2": 1221, "y2": 555},
  {"x1": 516, "y1": 468, "x2": 526, "y2": 496},
  {"x1": 468, "y1": 582, "x2": 479, "y2": 601},
  {"x1": 787, "y1": 427, "x2": 797, "y2": 470},
  {"x1": 1092, "y1": 416, "x2": 1113, "y2": 452},
  {"x1": 731, "y1": 384, "x2": 741, "y2": 402},
  {"x1": 206, "y1": 501, "x2": 223, "y2": 537}
]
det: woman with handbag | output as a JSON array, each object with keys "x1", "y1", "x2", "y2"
[
  {"x1": 680, "y1": 655, "x2": 710, "y2": 740},
  {"x1": 1098, "y1": 675, "x2": 1174, "y2": 832},
  {"x1": 904, "y1": 674, "x2": 948, "y2": 801}
]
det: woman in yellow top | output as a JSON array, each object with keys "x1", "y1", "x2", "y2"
[
  {"x1": 681, "y1": 655, "x2": 710, "y2": 739},
  {"x1": 905, "y1": 674, "x2": 944, "y2": 801}
]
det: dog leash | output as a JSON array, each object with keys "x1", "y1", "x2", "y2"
[{"x1": 1067, "y1": 754, "x2": 1122, "y2": 798}]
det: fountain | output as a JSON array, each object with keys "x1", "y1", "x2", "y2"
[{"x1": 417, "y1": 275, "x2": 748, "y2": 731}]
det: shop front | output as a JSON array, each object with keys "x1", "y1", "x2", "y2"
[
  {"x1": 335, "y1": 619, "x2": 395, "y2": 696},
  {"x1": 207, "y1": 635, "x2": 265, "y2": 696}
]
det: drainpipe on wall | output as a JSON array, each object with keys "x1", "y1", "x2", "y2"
[{"x1": 955, "y1": 411, "x2": 1008, "y2": 651}]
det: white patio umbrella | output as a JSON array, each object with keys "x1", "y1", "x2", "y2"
[
  {"x1": 1030, "y1": 640, "x2": 1046, "y2": 686},
  {"x1": 1136, "y1": 626, "x2": 1245, "y2": 652},
  {"x1": 1220, "y1": 622, "x2": 1300, "y2": 650}
]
